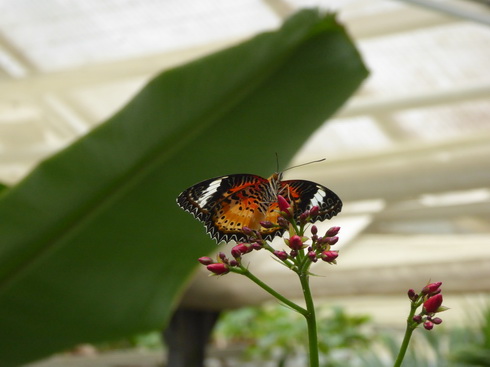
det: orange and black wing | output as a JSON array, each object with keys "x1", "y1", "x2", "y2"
[
  {"x1": 279, "y1": 179, "x2": 342, "y2": 222},
  {"x1": 177, "y1": 174, "x2": 279, "y2": 243}
]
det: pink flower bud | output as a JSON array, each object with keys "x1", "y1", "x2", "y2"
[
  {"x1": 326, "y1": 236, "x2": 339, "y2": 246},
  {"x1": 231, "y1": 243, "x2": 251, "y2": 258},
  {"x1": 198, "y1": 257, "x2": 214, "y2": 266},
  {"x1": 241, "y1": 226, "x2": 254, "y2": 236},
  {"x1": 299, "y1": 211, "x2": 309, "y2": 223},
  {"x1": 422, "y1": 282, "x2": 442, "y2": 296},
  {"x1": 412, "y1": 315, "x2": 422, "y2": 323},
  {"x1": 277, "y1": 216, "x2": 289, "y2": 229},
  {"x1": 321, "y1": 250, "x2": 339, "y2": 263},
  {"x1": 423, "y1": 321, "x2": 434, "y2": 330},
  {"x1": 260, "y1": 221, "x2": 275, "y2": 229},
  {"x1": 229, "y1": 260, "x2": 239, "y2": 267},
  {"x1": 423, "y1": 294, "x2": 443, "y2": 314},
  {"x1": 311, "y1": 225, "x2": 318, "y2": 235},
  {"x1": 307, "y1": 251, "x2": 318, "y2": 262},
  {"x1": 274, "y1": 250, "x2": 288, "y2": 261},
  {"x1": 207, "y1": 263, "x2": 229, "y2": 275},
  {"x1": 432, "y1": 317, "x2": 443, "y2": 325},
  {"x1": 251, "y1": 241, "x2": 263, "y2": 250},
  {"x1": 277, "y1": 195, "x2": 291, "y2": 212},
  {"x1": 326, "y1": 226, "x2": 341, "y2": 237},
  {"x1": 288, "y1": 235, "x2": 304, "y2": 250},
  {"x1": 407, "y1": 289, "x2": 417, "y2": 301},
  {"x1": 309, "y1": 206, "x2": 319, "y2": 218},
  {"x1": 218, "y1": 252, "x2": 228, "y2": 263}
]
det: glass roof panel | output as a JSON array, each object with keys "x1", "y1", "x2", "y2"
[{"x1": 0, "y1": 0, "x2": 280, "y2": 72}]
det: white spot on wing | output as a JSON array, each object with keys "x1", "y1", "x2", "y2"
[{"x1": 196, "y1": 177, "x2": 226, "y2": 207}]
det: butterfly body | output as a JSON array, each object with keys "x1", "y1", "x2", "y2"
[{"x1": 177, "y1": 172, "x2": 342, "y2": 243}]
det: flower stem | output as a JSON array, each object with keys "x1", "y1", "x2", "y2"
[
  {"x1": 299, "y1": 272, "x2": 319, "y2": 367},
  {"x1": 393, "y1": 302, "x2": 418, "y2": 367},
  {"x1": 235, "y1": 266, "x2": 307, "y2": 317}
]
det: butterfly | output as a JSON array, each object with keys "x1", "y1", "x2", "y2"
[{"x1": 176, "y1": 170, "x2": 342, "y2": 243}]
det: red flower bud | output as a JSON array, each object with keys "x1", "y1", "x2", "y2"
[
  {"x1": 231, "y1": 243, "x2": 251, "y2": 258},
  {"x1": 307, "y1": 251, "x2": 318, "y2": 262},
  {"x1": 424, "y1": 294, "x2": 443, "y2": 314},
  {"x1": 326, "y1": 226, "x2": 341, "y2": 237},
  {"x1": 274, "y1": 250, "x2": 288, "y2": 261},
  {"x1": 277, "y1": 195, "x2": 291, "y2": 212},
  {"x1": 321, "y1": 250, "x2": 339, "y2": 263},
  {"x1": 311, "y1": 225, "x2": 318, "y2": 235},
  {"x1": 260, "y1": 221, "x2": 275, "y2": 229},
  {"x1": 251, "y1": 241, "x2": 263, "y2": 250},
  {"x1": 422, "y1": 281, "x2": 442, "y2": 296},
  {"x1": 299, "y1": 211, "x2": 309, "y2": 223},
  {"x1": 198, "y1": 257, "x2": 214, "y2": 266},
  {"x1": 229, "y1": 260, "x2": 239, "y2": 267},
  {"x1": 277, "y1": 216, "x2": 289, "y2": 229},
  {"x1": 288, "y1": 235, "x2": 304, "y2": 250},
  {"x1": 309, "y1": 206, "x2": 319, "y2": 218},
  {"x1": 432, "y1": 317, "x2": 443, "y2": 325},
  {"x1": 218, "y1": 252, "x2": 228, "y2": 263},
  {"x1": 241, "y1": 226, "x2": 254, "y2": 236},
  {"x1": 207, "y1": 263, "x2": 229, "y2": 275},
  {"x1": 326, "y1": 236, "x2": 339, "y2": 246},
  {"x1": 412, "y1": 315, "x2": 422, "y2": 323},
  {"x1": 407, "y1": 289, "x2": 417, "y2": 301},
  {"x1": 423, "y1": 321, "x2": 434, "y2": 330}
]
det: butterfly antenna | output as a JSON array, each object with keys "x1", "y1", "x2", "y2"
[{"x1": 283, "y1": 158, "x2": 326, "y2": 172}]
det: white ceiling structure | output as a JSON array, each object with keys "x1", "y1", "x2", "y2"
[{"x1": 2, "y1": 0, "x2": 490, "y2": 326}]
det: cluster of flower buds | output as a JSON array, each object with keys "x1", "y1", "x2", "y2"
[
  {"x1": 198, "y1": 231, "x2": 266, "y2": 276},
  {"x1": 274, "y1": 195, "x2": 341, "y2": 264},
  {"x1": 408, "y1": 281, "x2": 447, "y2": 330},
  {"x1": 198, "y1": 194, "x2": 341, "y2": 275}
]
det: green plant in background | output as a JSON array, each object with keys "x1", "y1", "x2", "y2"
[
  {"x1": 215, "y1": 304, "x2": 490, "y2": 367},
  {"x1": 214, "y1": 304, "x2": 373, "y2": 367},
  {"x1": 0, "y1": 9, "x2": 368, "y2": 366},
  {"x1": 357, "y1": 305, "x2": 490, "y2": 367}
]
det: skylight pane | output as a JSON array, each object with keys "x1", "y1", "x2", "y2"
[{"x1": 0, "y1": 0, "x2": 279, "y2": 72}]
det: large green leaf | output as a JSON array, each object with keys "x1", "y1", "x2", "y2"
[{"x1": 0, "y1": 9, "x2": 368, "y2": 366}]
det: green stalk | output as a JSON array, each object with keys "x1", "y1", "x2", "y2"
[
  {"x1": 393, "y1": 302, "x2": 419, "y2": 367},
  {"x1": 299, "y1": 272, "x2": 319, "y2": 367},
  {"x1": 234, "y1": 266, "x2": 307, "y2": 317}
]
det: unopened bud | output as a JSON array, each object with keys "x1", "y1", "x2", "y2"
[
  {"x1": 207, "y1": 263, "x2": 229, "y2": 275},
  {"x1": 274, "y1": 250, "x2": 288, "y2": 261},
  {"x1": 288, "y1": 235, "x2": 304, "y2": 250},
  {"x1": 432, "y1": 317, "x2": 443, "y2": 325},
  {"x1": 423, "y1": 294, "x2": 443, "y2": 314},
  {"x1": 422, "y1": 282, "x2": 442, "y2": 296},
  {"x1": 241, "y1": 226, "x2": 254, "y2": 236},
  {"x1": 309, "y1": 206, "x2": 319, "y2": 218},
  {"x1": 260, "y1": 221, "x2": 276, "y2": 229},
  {"x1": 277, "y1": 195, "x2": 291, "y2": 212},
  {"x1": 198, "y1": 257, "x2": 214, "y2": 266},
  {"x1": 321, "y1": 250, "x2": 338, "y2": 263},
  {"x1": 326, "y1": 226, "x2": 341, "y2": 237},
  {"x1": 307, "y1": 251, "x2": 318, "y2": 262},
  {"x1": 407, "y1": 289, "x2": 417, "y2": 301}
]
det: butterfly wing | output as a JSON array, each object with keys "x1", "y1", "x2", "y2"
[
  {"x1": 177, "y1": 174, "x2": 277, "y2": 243},
  {"x1": 278, "y1": 179, "x2": 342, "y2": 222}
]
